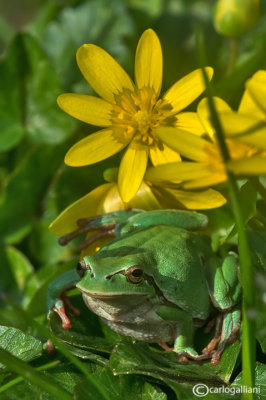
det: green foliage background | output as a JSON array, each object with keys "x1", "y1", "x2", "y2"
[{"x1": 0, "y1": 0, "x2": 266, "y2": 398}]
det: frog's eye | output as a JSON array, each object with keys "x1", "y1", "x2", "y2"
[
  {"x1": 76, "y1": 259, "x2": 86, "y2": 278},
  {"x1": 125, "y1": 266, "x2": 143, "y2": 284}
]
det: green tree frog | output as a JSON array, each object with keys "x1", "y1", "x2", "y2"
[{"x1": 47, "y1": 209, "x2": 241, "y2": 365}]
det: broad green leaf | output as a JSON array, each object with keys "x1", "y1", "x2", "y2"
[
  {"x1": 4, "y1": 246, "x2": 36, "y2": 293},
  {"x1": 247, "y1": 229, "x2": 266, "y2": 353},
  {"x1": 0, "y1": 144, "x2": 67, "y2": 244},
  {"x1": 110, "y1": 340, "x2": 225, "y2": 385},
  {"x1": 232, "y1": 363, "x2": 266, "y2": 399},
  {"x1": 0, "y1": 35, "x2": 26, "y2": 151},
  {"x1": 0, "y1": 326, "x2": 42, "y2": 369},
  {"x1": 74, "y1": 369, "x2": 167, "y2": 400},
  {"x1": 0, "y1": 246, "x2": 38, "y2": 309},
  {"x1": 110, "y1": 340, "x2": 241, "y2": 398},
  {"x1": 42, "y1": 0, "x2": 134, "y2": 89},
  {"x1": 63, "y1": 343, "x2": 108, "y2": 366},
  {"x1": 23, "y1": 34, "x2": 76, "y2": 144},
  {"x1": 0, "y1": 349, "x2": 72, "y2": 400},
  {"x1": 0, "y1": 33, "x2": 75, "y2": 151},
  {"x1": 49, "y1": 308, "x2": 113, "y2": 354}
]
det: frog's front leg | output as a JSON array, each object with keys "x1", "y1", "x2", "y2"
[
  {"x1": 157, "y1": 306, "x2": 210, "y2": 363},
  {"x1": 47, "y1": 269, "x2": 80, "y2": 330}
]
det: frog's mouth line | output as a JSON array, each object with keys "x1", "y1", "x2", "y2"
[{"x1": 79, "y1": 290, "x2": 149, "y2": 300}]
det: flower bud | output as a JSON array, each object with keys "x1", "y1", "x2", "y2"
[
  {"x1": 103, "y1": 168, "x2": 118, "y2": 182},
  {"x1": 214, "y1": 0, "x2": 260, "y2": 38}
]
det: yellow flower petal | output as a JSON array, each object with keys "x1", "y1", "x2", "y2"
[
  {"x1": 118, "y1": 141, "x2": 149, "y2": 202},
  {"x1": 155, "y1": 126, "x2": 208, "y2": 161},
  {"x1": 183, "y1": 173, "x2": 226, "y2": 189},
  {"x1": 65, "y1": 129, "x2": 129, "y2": 166},
  {"x1": 145, "y1": 162, "x2": 210, "y2": 183},
  {"x1": 149, "y1": 144, "x2": 181, "y2": 166},
  {"x1": 246, "y1": 70, "x2": 266, "y2": 115},
  {"x1": 238, "y1": 89, "x2": 265, "y2": 120},
  {"x1": 77, "y1": 44, "x2": 135, "y2": 103},
  {"x1": 197, "y1": 97, "x2": 231, "y2": 138},
  {"x1": 129, "y1": 182, "x2": 161, "y2": 210},
  {"x1": 219, "y1": 112, "x2": 266, "y2": 150},
  {"x1": 57, "y1": 94, "x2": 112, "y2": 126},
  {"x1": 135, "y1": 29, "x2": 162, "y2": 97},
  {"x1": 49, "y1": 183, "x2": 113, "y2": 235},
  {"x1": 163, "y1": 67, "x2": 213, "y2": 114},
  {"x1": 159, "y1": 187, "x2": 226, "y2": 209},
  {"x1": 228, "y1": 156, "x2": 266, "y2": 174},
  {"x1": 97, "y1": 184, "x2": 125, "y2": 213},
  {"x1": 176, "y1": 112, "x2": 205, "y2": 135}
]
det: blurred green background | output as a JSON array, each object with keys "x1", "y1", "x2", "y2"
[{"x1": 1, "y1": 1, "x2": 266, "y2": 398}]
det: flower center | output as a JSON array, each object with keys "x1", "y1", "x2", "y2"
[{"x1": 112, "y1": 87, "x2": 176, "y2": 146}]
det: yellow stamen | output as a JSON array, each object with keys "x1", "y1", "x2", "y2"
[{"x1": 112, "y1": 87, "x2": 176, "y2": 146}]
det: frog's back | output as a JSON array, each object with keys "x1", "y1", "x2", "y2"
[{"x1": 95, "y1": 225, "x2": 211, "y2": 319}]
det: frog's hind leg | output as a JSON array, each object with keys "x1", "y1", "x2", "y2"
[
  {"x1": 210, "y1": 308, "x2": 241, "y2": 365},
  {"x1": 202, "y1": 314, "x2": 223, "y2": 355}
]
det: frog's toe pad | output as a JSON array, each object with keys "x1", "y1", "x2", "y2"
[
  {"x1": 53, "y1": 300, "x2": 72, "y2": 330},
  {"x1": 178, "y1": 354, "x2": 189, "y2": 363},
  {"x1": 210, "y1": 351, "x2": 221, "y2": 365}
]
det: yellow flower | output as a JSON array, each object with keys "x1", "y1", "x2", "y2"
[
  {"x1": 151, "y1": 95, "x2": 266, "y2": 188},
  {"x1": 49, "y1": 167, "x2": 225, "y2": 255},
  {"x1": 57, "y1": 29, "x2": 213, "y2": 202}
]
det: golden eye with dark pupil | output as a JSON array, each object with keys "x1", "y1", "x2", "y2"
[
  {"x1": 76, "y1": 260, "x2": 86, "y2": 278},
  {"x1": 125, "y1": 265, "x2": 143, "y2": 284}
]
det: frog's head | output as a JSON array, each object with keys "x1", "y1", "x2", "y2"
[{"x1": 76, "y1": 255, "x2": 155, "y2": 302}]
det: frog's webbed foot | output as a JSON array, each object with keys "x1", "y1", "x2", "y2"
[
  {"x1": 58, "y1": 221, "x2": 116, "y2": 250},
  {"x1": 57, "y1": 210, "x2": 142, "y2": 250},
  {"x1": 177, "y1": 348, "x2": 214, "y2": 364}
]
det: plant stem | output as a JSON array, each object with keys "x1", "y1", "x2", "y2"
[
  {"x1": 0, "y1": 360, "x2": 60, "y2": 393},
  {"x1": 196, "y1": 27, "x2": 256, "y2": 399},
  {"x1": 0, "y1": 349, "x2": 72, "y2": 400},
  {"x1": 226, "y1": 38, "x2": 239, "y2": 76}
]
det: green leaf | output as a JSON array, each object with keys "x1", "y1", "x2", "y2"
[
  {"x1": 110, "y1": 340, "x2": 224, "y2": 384},
  {"x1": 0, "y1": 348, "x2": 72, "y2": 400},
  {"x1": 232, "y1": 362, "x2": 266, "y2": 399},
  {"x1": 23, "y1": 34, "x2": 76, "y2": 145},
  {"x1": 4, "y1": 246, "x2": 36, "y2": 293},
  {"x1": 0, "y1": 144, "x2": 67, "y2": 244},
  {"x1": 49, "y1": 306, "x2": 113, "y2": 354},
  {"x1": 0, "y1": 32, "x2": 75, "y2": 152},
  {"x1": 41, "y1": 0, "x2": 134, "y2": 89},
  {"x1": 110, "y1": 339, "x2": 241, "y2": 398},
  {"x1": 0, "y1": 35, "x2": 26, "y2": 152},
  {"x1": 0, "y1": 326, "x2": 42, "y2": 369},
  {"x1": 74, "y1": 369, "x2": 167, "y2": 400}
]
